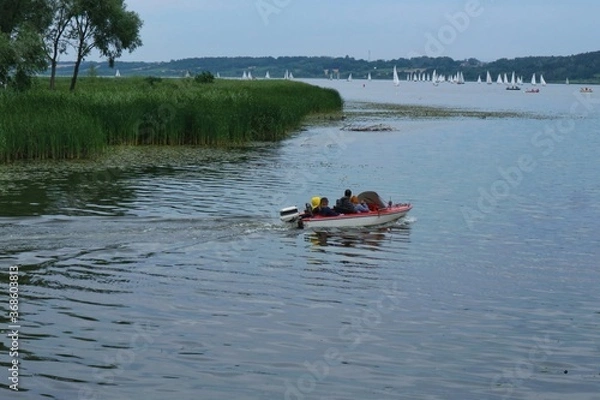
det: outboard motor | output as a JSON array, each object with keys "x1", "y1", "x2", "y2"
[{"x1": 279, "y1": 206, "x2": 300, "y2": 223}]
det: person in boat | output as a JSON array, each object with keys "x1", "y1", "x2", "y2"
[
  {"x1": 310, "y1": 196, "x2": 321, "y2": 212},
  {"x1": 351, "y1": 195, "x2": 369, "y2": 213},
  {"x1": 317, "y1": 197, "x2": 339, "y2": 217},
  {"x1": 335, "y1": 189, "x2": 357, "y2": 214}
]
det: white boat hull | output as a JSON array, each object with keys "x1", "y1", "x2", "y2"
[{"x1": 291, "y1": 204, "x2": 412, "y2": 230}]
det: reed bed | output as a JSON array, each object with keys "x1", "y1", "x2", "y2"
[{"x1": 0, "y1": 77, "x2": 342, "y2": 162}]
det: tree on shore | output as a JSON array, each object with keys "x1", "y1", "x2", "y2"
[
  {"x1": 1, "y1": 0, "x2": 142, "y2": 91},
  {"x1": 0, "y1": 0, "x2": 52, "y2": 89},
  {"x1": 45, "y1": 0, "x2": 73, "y2": 90},
  {"x1": 68, "y1": 0, "x2": 142, "y2": 91}
]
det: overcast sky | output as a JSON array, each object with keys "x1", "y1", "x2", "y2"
[{"x1": 107, "y1": 0, "x2": 598, "y2": 62}]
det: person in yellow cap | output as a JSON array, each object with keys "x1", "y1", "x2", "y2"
[{"x1": 311, "y1": 196, "x2": 321, "y2": 211}]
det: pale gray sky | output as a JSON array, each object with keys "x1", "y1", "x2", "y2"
[{"x1": 109, "y1": 0, "x2": 599, "y2": 62}]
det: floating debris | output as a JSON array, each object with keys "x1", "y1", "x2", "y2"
[{"x1": 341, "y1": 123, "x2": 394, "y2": 132}]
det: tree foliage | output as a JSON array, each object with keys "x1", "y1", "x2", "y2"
[
  {"x1": 0, "y1": 0, "x2": 142, "y2": 91},
  {"x1": 68, "y1": 0, "x2": 143, "y2": 90},
  {"x1": 0, "y1": 0, "x2": 52, "y2": 89}
]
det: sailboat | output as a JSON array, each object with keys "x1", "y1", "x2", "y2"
[
  {"x1": 477, "y1": 75, "x2": 481, "y2": 84},
  {"x1": 566, "y1": 77, "x2": 570, "y2": 85},
  {"x1": 497, "y1": 74, "x2": 503, "y2": 84},
  {"x1": 367, "y1": 72, "x2": 372, "y2": 81},
  {"x1": 486, "y1": 71, "x2": 492, "y2": 84},
  {"x1": 531, "y1": 73, "x2": 537, "y2": 85},
  {"x1": 393, "y1": 66, "x2": 400, "y2": 86},
  {"x1": 540, "y1": 74, "x2": 546, "y2": 86},
  {"x1": 265, "y1": 71, "x2": 270, "y2": 79},
  {"x1": 506, "y1": 71, "x2": 520, "y2": 90},
  {"x1": 115, "y1": 69, "x2": 121, "y2": 77},
  {"x1": 347, "y1": 73, "x2": 353, "y2": 82}
]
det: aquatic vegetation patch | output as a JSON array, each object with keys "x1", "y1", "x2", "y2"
[{"x1": 0, "y1": 78, "x2": 342, "y2": 162}]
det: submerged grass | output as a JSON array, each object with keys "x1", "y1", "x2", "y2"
[
  {"x1": 0, "y1": 77, "x2": 343, "y2": 162},
  {"x1": 346, "y1": 101, "x2": 540, "y2": 119}
]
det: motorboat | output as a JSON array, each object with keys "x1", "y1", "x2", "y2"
[
  {"x1": 580, "y1": 87, "x2": 593, "y2": 93},
  {"x1": 279, "y1": 191, "x2": 412, "y2": 230}
]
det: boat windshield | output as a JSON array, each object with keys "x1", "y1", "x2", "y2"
[{"x1": 356, "y1": 191, "x2": 387, "y2": 209}]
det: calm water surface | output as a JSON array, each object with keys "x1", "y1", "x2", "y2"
[{"x1": 1, "y1": 80, "x2": 599, "y2": 399}]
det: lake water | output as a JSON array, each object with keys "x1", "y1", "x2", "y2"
[{"x1": 1, "y1": 79, "x2": 599, "y2": 399}]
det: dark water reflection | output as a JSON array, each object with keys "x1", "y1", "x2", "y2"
[{"x1": 2, "y1": 82, "x2": 600, "y2": 399}]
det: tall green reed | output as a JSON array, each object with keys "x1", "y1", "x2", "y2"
[{"x1": 0, "y1": 77, "x2": 342, "y2": 162}]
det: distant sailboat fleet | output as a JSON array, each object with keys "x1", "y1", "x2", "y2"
[{"x1": 206, "y1": 66, "x2": 577, "y2": 89}]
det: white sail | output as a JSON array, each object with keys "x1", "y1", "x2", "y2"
[
  {"x1": 347, "y1": 73, "x2": 353, "y2": 82},
  {"x1": 531, "y1": 73, "x2": 537, "y2": 85},
  {"x1": 265, "y1": 71, "x2": 270, "y2": 79},
  {"x1": 477, "y1": 75, "x2": 482, "y2": 84},
  {"x1": 115, "y1": 69, "x2": 121, "y2": 77},
  {"x1": 288, "y1": 71, "x2": 293, "y2": 79},
  {"x1": 486, "y1": 71, "x2": 492, "y2": 84},
  {"x1": 242, "y1": 71, "x2": 248, "y2": 80},
  {"x1": 393, "y1": 66, "x2": 400, "y2": 86},
  {"x1": 566, "y1": 77, "x2": 570, "y2": 85},
  {"x1": 247, "y1": 71, "x2": 253, "y2": 80},
  {"x1": 284, "y1": 70, "x2": 289, "y2": 79},
  {"x1": 367, "y1": 72, "x2": 372, "y2": 81},
  {"x1": 497, "y1": 74, "x2": 502, "y2": 84},
  {"x1": 504, "y1": 73, "x2": 509, "y2": 85},
  {"x1": 540, "y1": 74, "x2": 546, "y2": 85}
]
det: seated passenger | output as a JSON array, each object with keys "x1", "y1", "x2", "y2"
[
  {"x1": 351, "y1": 195, "x2": 369, "y2": 213},
  {"x1": 309, "y1": 196, "x2": 321, "y2": 215},
  {"x1": 318, "y1": 197, "x2": 339, "y2": 217},
  {"x1": 334, "y1": 189, "x2": 357, "y2": 214}
]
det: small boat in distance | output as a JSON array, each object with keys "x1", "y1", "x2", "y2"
[
  {"x1": 393, "y1": 66, "x2": 400, "y2": 86},
  {"x1": 525, "y1": 88, "x2": 540, "y2": 93},
  {"x1": 506, "y1": 71, "x2": 520, "y2": 90},
  {"x1": 580, "y1": 87, "x2": 593, "y2": 93}
]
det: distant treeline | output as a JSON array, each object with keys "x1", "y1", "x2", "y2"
[{"x1": 53, "y1": 51, "x2": 600, "y2": 84}]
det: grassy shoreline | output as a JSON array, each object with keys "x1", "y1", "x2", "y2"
[{"x1": 0, "y1": 77, "x2": 343, "y2": 162}]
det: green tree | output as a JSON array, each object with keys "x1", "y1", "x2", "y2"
[
  {"x1": 45, "y1": 0, "x2": 73, "y2": 90},
  {"x1": 68, "y1": 0, "x2": 142, "y2": 91},
  {"x1": 0, "y1": 0, "x2": 52, "y2": 89}
]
